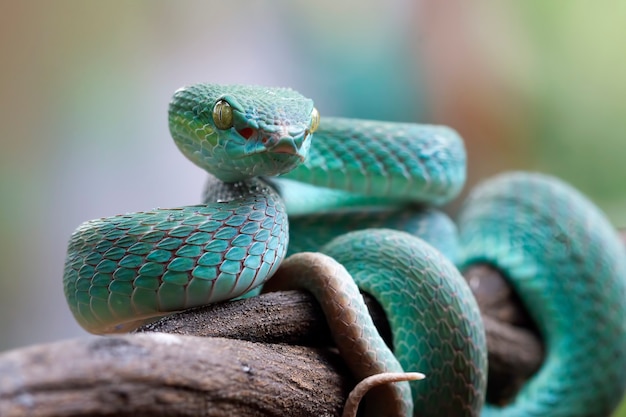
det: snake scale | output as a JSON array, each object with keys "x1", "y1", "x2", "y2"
[{"x1": 63, "y1": 83, "x2": 626, "y2": 416}]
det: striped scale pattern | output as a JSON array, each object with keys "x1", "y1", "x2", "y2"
[{"x1": 63, "y1": 179, "x2": 287, "y2": 333}]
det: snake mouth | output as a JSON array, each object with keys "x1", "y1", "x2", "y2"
[
  {"x1": 249, "y1": 131, "x2": 307, "y2": 161},
  {"x1": 235, "y1": 125, "x2": 304, "y2": 157},
  {"x1": 269, "y1": 139, "x2": 303, "y2": 157}
]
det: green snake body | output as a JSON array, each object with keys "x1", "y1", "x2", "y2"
[
  {"x1": 459, "y1": 172, "x2": 626, "y2": 417},
  {"x1": 63, "y1": 83, "x2": 626, "y2": 416},
  {"x1": 320, "y1": 229, "x2": 487, "y2": 416}
]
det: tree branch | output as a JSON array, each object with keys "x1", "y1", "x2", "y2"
[
  {"x1": 0, "y1": 334, "x2": 351, "y2": 417},
  {"x1": 0, "y1": 260, "x2": 553, "y2": 416}
]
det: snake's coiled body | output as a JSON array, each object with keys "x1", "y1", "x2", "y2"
[
  {"x1": 63, "y1": 83, "x2": 626, "y2": 416},
  {"x1": 459, "y1": 172, "x2": 626, "y2": 417},
  {"x1": 64, "y1": 178, "x2": 287, "y2": 333}
]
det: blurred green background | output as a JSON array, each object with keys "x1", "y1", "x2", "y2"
[{"x1": 1, "y1": 1, "x2": 625, "y2": 413}]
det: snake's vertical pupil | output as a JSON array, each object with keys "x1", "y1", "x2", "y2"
[{"x1": 213, "y1": 99, "x2": 234, "y2": 130}]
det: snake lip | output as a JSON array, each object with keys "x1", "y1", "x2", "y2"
[
  {"x1": 267, "y1": 137, "x2": 302, "y2": 156},
  {"x1": 269, "y1": 147, "x2": 305, "y2": 162}
]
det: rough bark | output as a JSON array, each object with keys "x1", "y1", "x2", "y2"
[
  {"x1": 0, "y1": 263, "x2": 545, "y2": 416},
  {"x1": 138, "y1": 270, "x2": 544, "y2": 405},
  {"x1": 462, "y1": 264, "x2": 543, "y2": 403},
  {"x1": 0, "y1": 334, "x2": 350, "y2": 417}
]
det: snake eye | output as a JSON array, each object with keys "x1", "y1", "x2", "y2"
[
  {"x1": 309, "y1": 107, "x2": 320, "y2": 134},
  {"x1": 212, "y1": 99, "x2": 234, "y2": 130}
]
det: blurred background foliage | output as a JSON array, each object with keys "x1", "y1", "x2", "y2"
[{"x1": 1, "y1": 1, "x2": 625, "y2": 413}]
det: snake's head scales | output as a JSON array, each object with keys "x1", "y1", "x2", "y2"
[{"x1": 168, "y1": 83, "x2": 318, "y2": 182}]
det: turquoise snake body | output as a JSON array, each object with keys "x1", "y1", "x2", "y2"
[{"x1": 63, "y1": 83, "x2": 626, "y2": 416}]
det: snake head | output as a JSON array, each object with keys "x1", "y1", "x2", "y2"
[{"x1": 168, "y1": 83, "x2": 319, "y2": 182}]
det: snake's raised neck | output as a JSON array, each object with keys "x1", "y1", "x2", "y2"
[{"x1": 168, "y1": 83, "x2": 320, "y2": 182}]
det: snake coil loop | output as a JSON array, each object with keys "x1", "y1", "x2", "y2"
[{"x1": 63, "y1": 83, "x2": 626, "y2": 417}]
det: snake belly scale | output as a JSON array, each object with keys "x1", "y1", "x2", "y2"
[{"x1": 63, "y1": 83, "x2": 626, "y2": 416}]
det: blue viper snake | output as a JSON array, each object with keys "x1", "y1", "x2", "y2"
[{"x1": 63, "y1": 83, "x2": 626, "y2": 416}]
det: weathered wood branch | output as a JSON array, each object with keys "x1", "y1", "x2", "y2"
[
  {"x1": 139, "y1": 263, "x2": 544, "y2": 403},
  {"x1": 462, "y1": 264, "x2": 543, "y2": 403},
  {"x1": 0, "y1": 262, "x2": 546, "y2": 416},
  {"x1": 0, "y1": 334, "x2": 351, "y2": 417}
]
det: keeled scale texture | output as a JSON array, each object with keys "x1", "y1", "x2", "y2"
[
  {"x1": 458, "y1": 172, "x2": 626, "y2": 417},
  {"x1": 283, "y1": 117, "x2": 466, "y2": 206},
  {"x1": 64, "y1": 179, "x2": 287, "y2": 333},
  {"x1": 287, "y1": 207, "x2": 459, "y2": 262},
  {"x1": 263, "y1": 252, "x2": 414, "y2": 417},
  {"x1": 323, "y1": 229, "x2": 487, "y2": 417},
  {"x1": 168, "y1": 84, "x2": 314, "y2": 182},
  {"x1": 62, "y1": 82, "x2": 626, "y2": 415},
  {"x1": 65, "y1": 83, "x2": 485, "y2": 414}
]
